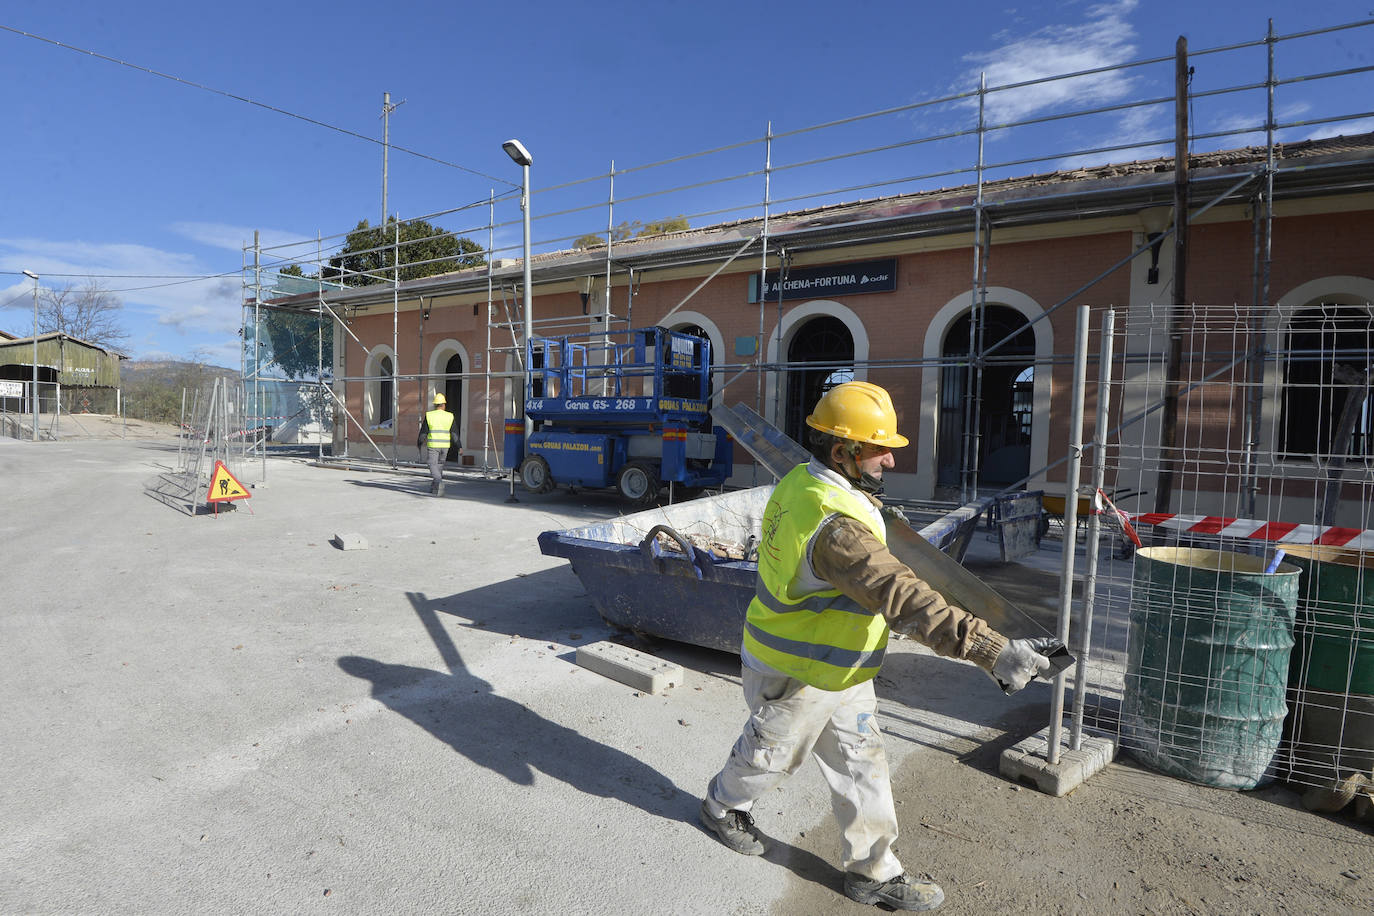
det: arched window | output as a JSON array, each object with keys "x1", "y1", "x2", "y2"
[
  {"x1": 1279, "y1": 304, "x2": 1373, "y2": 459},
  {"x1": 377, "y1": 356, "x2": 394, "y2": 426},
  {"x1": 673, "y1": 324, "x2": 714, "y2": 401}
]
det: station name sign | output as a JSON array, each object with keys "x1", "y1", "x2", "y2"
[{"x1": 747, "y1": 258, "x2": 896, "y2": 303}]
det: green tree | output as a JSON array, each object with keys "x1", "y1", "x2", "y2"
[
  {"x1": 323, "y1": 217, "x2": 485, "y2": 287},
  {"x1": 122, "y1": 351, "x2": 221, "y2": 424},
  {"x1": 574, "y1": 216, "x2": 690, "y2": 249},
  {"x1": 259, "y1": 308, "x2": 333, "y2": 381},
  {"x1": 640, "y1": 216, "x2": 691, "y2": 236}
]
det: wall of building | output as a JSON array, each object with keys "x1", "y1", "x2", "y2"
[{"x1": 337, "y1": 199, "x2": 1374, "y2": 518}]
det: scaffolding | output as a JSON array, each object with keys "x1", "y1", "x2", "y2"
[{"x1": 241, "y1": 16, "x2": 1373, "y2": 488}]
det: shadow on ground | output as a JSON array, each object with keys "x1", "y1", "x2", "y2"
[
  {"x1": 338, "y1": 573, "x2": 846, "y2": 895},
  {"x1": 339, "y1": 589, "x2": 687, "y2": 820}
]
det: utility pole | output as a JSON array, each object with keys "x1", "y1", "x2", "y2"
[
  {"x1": 23, "y1": 270, "x2": 39, "y2": 441},
  {"x1": 381, "y1": 91, "x2": 406, "y2": 225},
  {"x1": 1154, "y1": 36, "x2": 1190, "y2": 519}
]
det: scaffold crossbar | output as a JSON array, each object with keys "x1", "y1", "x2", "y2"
[{"x1": 1127, "y1": 513, "x2": 1374, "y2": 550}]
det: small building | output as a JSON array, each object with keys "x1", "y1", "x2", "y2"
[{"x1": 0, "y1": 332, "x2": 126, "y2": 430}]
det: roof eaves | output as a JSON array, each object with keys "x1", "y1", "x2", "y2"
[{"x1": 319, "y1": 131, "x2": 1374, "y2": 308}]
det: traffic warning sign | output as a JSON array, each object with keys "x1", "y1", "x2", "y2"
[{"x1": 207, "y1": 461, "x2": 251, "y2": 504}]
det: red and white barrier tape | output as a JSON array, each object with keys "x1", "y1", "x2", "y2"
[{"x1": 1125, "y1": 512, "x2": 1374, "y2": 551}]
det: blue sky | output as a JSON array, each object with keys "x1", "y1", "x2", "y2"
[{"x1": 2, "y1": 0, "x2": 1371, "y2": 369}]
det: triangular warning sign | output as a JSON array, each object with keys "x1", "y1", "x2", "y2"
[{"x1": 207, "y1": 460, "x2": 251, "y2": 503}]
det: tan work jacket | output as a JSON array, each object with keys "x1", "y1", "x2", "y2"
[{"x1": 808, "y1": 483, "x2": 1007, "y2": 673}]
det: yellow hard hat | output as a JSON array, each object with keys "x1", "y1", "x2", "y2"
[
  {"x1": 806, "y1": 381, "x2": 908, "y2": 448},
  {"x1": 432, "y1": 392, "x2": 447, "y2": 406}
]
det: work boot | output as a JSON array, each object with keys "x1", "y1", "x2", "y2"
[
  {"x1": 843, "y1": 872, "x2": 944, "y2": 911},
  {"x1": 698, "y1": 799, "x2": 766, "y2": 855}
]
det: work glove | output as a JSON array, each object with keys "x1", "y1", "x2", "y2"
[{"x1": 990, "y1": 636, "x2": 1059, "y2": 694}]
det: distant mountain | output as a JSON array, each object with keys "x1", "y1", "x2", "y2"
[{"x1": 122, "y1": 360, "x2": 239, "y2": 386}]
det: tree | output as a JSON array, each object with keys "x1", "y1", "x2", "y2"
[
  {"x1": 259, "y1": 308, "x2": 333, "y2": 381},
  {"x1": 640, "y1": 216, "x2": 691, "y2": 237},
  {"x1": 38, "y1": 280, "x2": 130, "y2": 352},
  {"x1": 574, "y1": 216, "x2": 690, "y2": 249},
  {"x1": 121, "y1": 350, "x2": 224, "y2": 425},
  {"x1": 322, "y1": 217, "x2": 485, "y2": 287}
]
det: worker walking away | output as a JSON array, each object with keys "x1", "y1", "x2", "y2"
[
  {"x1": 417, "y1": 392, "x2": 457, "y2": 496},
  {"x1": 699, "y1": 381, "x2": 1056, "y2": 912}
]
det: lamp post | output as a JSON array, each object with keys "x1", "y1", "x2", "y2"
[
  {"x1": 502, "y1": 139, "x2": 534, "y2": 370},
  {"x1": 22, "y1": 270, "x2": 38, "y2": 441},
  {"x1": 502, "y1": 139, "x2": 533, "y2": 501},
  {"x1": 500, "y1": 137, "x2": 530, "y2": 433}
]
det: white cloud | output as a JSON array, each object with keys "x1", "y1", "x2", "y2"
[
  {"x1": 0, "y1": 281, "x2": 38, "y2": 311},
  {"x1": 1055, "y1": 106, "x2": 1170, "y2": 169},
  {"x1": 171, "y1": 221, "x2": 329, "y2": 263},
  {"x1": 958, "y1": 0, "x2": 1142, "y2": 124},
  {"x1": 1304, "y1": 117, "x2": 1374, "y2": 141},
  {"x1": 0, "y1": 235, "x2": 243, "y2": 356}
]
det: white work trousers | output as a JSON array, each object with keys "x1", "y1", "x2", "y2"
[{"x1": 706, "y1": 665, "x2": 903, "y2": 881}]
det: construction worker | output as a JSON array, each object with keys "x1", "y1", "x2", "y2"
[
  {"x1": 417, "y1": 392, "x2": 457, "y2": 496},
  {"x1": 699, "y1": 381, "x2": 1056, "y2": 912}
]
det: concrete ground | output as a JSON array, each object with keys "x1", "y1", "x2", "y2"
[{"x1": 2, "y1": 430, "x2": 1370, "y2": 915}]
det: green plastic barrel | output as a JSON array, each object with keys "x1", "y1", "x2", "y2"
[
  {"x1": 1281, "y1": 546, "x2": 1374, "y2": 694},
  {"x1": 1121, "y1": 547, "x2": 1300, "y2": 789},
  {"x1": 1277, "y1": 545, "x2": 1374, "y2": 790}
]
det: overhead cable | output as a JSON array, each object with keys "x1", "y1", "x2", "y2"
[{"x1": 0, "y1": 24, "x2": 517, "y2": 188}]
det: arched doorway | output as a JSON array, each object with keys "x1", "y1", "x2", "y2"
[
  {"x1": 784, "y1": 316, "x2": 855, "y2": 446},
  {"x1": 937, "y1": 306, "x2": 1036, "y2": 488},
  {"x1": 444, "y1": 353, "x2": 464, "y2": 458}
]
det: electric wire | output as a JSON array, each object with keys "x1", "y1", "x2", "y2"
[{"x1": 0, "y1": 24, "x2": 517, "y2": 188}]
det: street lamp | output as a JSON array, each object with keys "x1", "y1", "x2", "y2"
[
  {"x1": 502, "y1": 139, "x2": 534, "y2": 367},
  {"x1": 502, "y1": 140, "x2": 535, "y2": 503},
  {"x1": 22, "y1": 270, "x2": 38, "y2": 441}
]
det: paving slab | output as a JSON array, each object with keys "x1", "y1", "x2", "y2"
[{"x1": 575, "y1": 641, "x2": 685, "y2": 694}]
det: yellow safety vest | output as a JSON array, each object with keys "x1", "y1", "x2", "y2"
[
  {"x1": 742, "y1": 463, "x2": 889, "y2": 690},
  {"x1": 425, "y1": 408, "x2": 454, "y2": 449}
]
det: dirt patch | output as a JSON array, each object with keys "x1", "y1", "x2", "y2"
[
  {"x1": 772, "y1": 713, "x2": 1373, "y2": 915},
  {"x1": 48, "y1": 413, "x2": 182, "y2": 439}
]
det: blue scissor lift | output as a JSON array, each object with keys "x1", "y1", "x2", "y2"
[{"x1": 503, "y1": 326, "x2": 733, "y2": 502}]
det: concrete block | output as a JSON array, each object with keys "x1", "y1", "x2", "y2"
[
  {"x1": 575, "y1": 641, "x2": 684, "y2": 694},
  {"x1": 331, "y1": 532, "x2": 368, "y2": 551},
  {"x1": 999, "y1": 725, "x2": 1116, "y2": 797}
]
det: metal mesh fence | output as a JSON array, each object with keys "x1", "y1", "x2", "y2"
[{"x1": 1065, "y1": 303, "x2": 1372, "y2": 802}]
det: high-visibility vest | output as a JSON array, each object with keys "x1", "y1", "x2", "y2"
[
  {"x1": 425, "y1": 408, "x2": 454, "y2": 449},
  {"x1": 741, "y1": 463, "x2": 889, "y2": 691}
]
